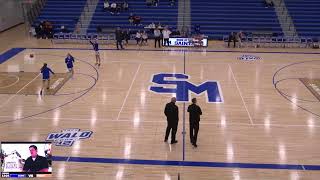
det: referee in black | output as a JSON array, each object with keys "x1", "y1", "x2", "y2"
[
  {"x1": 164, "y1": 97, "x2": 179, "y2": 144},
  {"x1": 187, "y1": 98, "x2": 202, "y2": 147}
]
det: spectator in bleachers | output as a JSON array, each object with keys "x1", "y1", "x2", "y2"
[
  {"x1": 110, "y1": 2, "x2": 117, "y2": 14},
  {"x1": 146, "y1": 0, "x2": 152, "y2": 6},
  {"x1": 264, "y1": 0, "x2": 274, "y2": 8},
  {"x1": 60, "y1": 26, "x2": 69, "y2": 33},
  {"x1": 141, "y1": 31, "x2": 149, "y2": 45},
  {"x1": 115, "y1": 27, "x2": 124, "y2": 50},
  {"x1": 162, "y1": 27, "x2": 172, "y2": 46},
  {"x1": 194, "y1": 24, "x2": 201, "y2": 34},
  {"x1": 228, "y1": 32, "x2": 236, "y2": 48},
  {"x1": 104, "y1": 0, "x2": 110, "y2": 11},
  {"x1": 171, "y1": 29, "x2": 180, "y2": 37},
  {"x1": 97, "y1": 26, "x2": 102, "y2": 34},
  {"x1": 153, "y1": 0, "x2": 159, "y2": 6},
  {"x1": 135, "y1": 31, "x2": 142, "y2": 45},
  {"x1": 116, "y1": 3, "x2": 121, "y2": 14},
  {"x1": 128, "y1": 13, "x2": 134, "y2": 24},
  {"x1": 169, "y1": 0, "x2": 175, "y2": 6},
  {"x1": 133, "y1": 15, "x2": 141, "y2": 26},
  {"x1": 154, "y1": 27, "x2": 162, "y2": 48},
  {"x1": 123, "y1": 1, "x2": 129, "y2": 11}
]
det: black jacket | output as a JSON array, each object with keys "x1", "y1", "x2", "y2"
[
  {"x1": 164, "y1": 102, "x2": 179, "y2": 122},
  {"x1": 23, "y1": 155, "x2": 49, "y2": 172},
  {"x1": 187, "y1": 103, "x2": 202, "y2": 123},
  {"x1": 115, "y1": 30, "x2": 123, "y2": 41}
]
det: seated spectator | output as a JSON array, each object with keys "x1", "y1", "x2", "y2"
[
  {"x1": 141, "y1": 31, "x2": 148, "y2": 45},
  {"x1": 128, "y1": 13, "x2": 134, "y2": 24},
  {"x1": 61, "y1": 26, "x2": 69, "y2": 33},
  {"x1": 116, "y1": 3, "x2": 121, "y2": 14},
  {"x1": 169, "y1": 0, "x2": 175, "y2": 6},
  {"x1": 110, "y1": 2, "x2": 117, "y2": 14},
  {"x1": 146, "y1": 0, "x2": 153, "y2": 6},
  {"x1": 264, "y1": 0, "x2": 274, "y2": 8},
  {"x1": 97, "y1": 26, "x2": 103, "y2": 34},
  {"x1": 153, "y1": 0, "x2": 159, "y2": 6},
  {"x1": 123, "y1": 1, "x2": 129, "y2": 10},
  {"x1": 104, "y1": 0, "x2": 110, "y2": 10},
  {"x1": 194, "y1": 24, "x2": 201, "y2": 34},
  {"x1": 171, "y1": 29, "x2": 180, "y2": 36},
  {"x1": 133, "y1": 15, "x2": 141, "y2": 26},
  {"x1": 135, "y1": 31, "x2": 142, "y2": 45},
  {"x1": 148, "y1": 22, "x2": 156, "y2": 29}
]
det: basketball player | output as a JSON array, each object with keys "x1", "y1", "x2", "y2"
[
  {"x1": 40, "y1": 63, "x2": 55, "y2": 95},
  {"x1": 89, "y1": 39, "x2": 101, "y2": 66},
  {"x1": 164, "y1": 97, "x2": 179, "y2": 144},
  {"x1": 65, "y1": 53, "x2": 75, "y2": 76},
  {"x1": 187, "y1": 98, "x2": 202, "y2": 147}
]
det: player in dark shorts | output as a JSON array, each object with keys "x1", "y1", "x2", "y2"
[
  {"x1": 65, "y1": 53, "x2": 75, "y2": 76},
  {"x1": 40, "y1": 63, "x2": 55, "y2": 95},
  {"x1": 89, "y1": 39, "x2": 101, "y2": 66}
]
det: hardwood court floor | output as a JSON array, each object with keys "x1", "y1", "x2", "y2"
[
  {"x1": 1, "y1": 26, "x2": 320, "y2": 180},
  {"x1": 0, "y1": 72, "x2": 70, "y2": 95}
]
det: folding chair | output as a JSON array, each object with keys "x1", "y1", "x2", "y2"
[
  {"x1": 271, "y1": 36, "x2": 277, "y2": 48},
  {"x1": 246, "y1": 36, "x2": 253, "y2": 48},
  {"x1": 299, "y1": 37, "x2": 307, "y2": 48},
  {"x1": 253, "y1": 36, "x2": 260, "y2": 48},
  {"x1": 64, "y1": 33, "x2": 71, "y2": 43},
  {"x1": 57, "y1": 33, "x2": 65, "y2": 43}
]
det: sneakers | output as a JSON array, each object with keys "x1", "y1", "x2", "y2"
[
  {"x1": 171, "y1": 140, "x2": 178, "y2": 144},
  {"x1": 192, "y1": 143, "x2": 198, "y2": 148}
]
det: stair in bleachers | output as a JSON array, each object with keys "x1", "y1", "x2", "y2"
[
  {"x1": 285, "y1": 0, "x2": 320, "y2": 37},
  {"x1": 35, "y1": 0, "x2": 87, "y2": 33},
  {"x1": 191, "y1": 0, "x2": 282, "y2": 40},
  {"x1": 87, "y1": 0, "x2": 178, "y2": 33}
]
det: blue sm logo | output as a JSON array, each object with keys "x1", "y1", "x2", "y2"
[{"x1": 149, "y1": 73, "x2": 223, "y2": 103}]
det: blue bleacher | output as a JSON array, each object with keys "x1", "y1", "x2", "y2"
[
  {"x1": 87, "y1": 0, "x2": 178, "y2": 33},
  {"x1": 285, "y1": 0, "x2": 320, "y2": 37},
  {"x1": 34, "y1": 0, "x2": 87, "y2": 32},
  {"x1": 191, "y1": 0, "x2": 282, "y2": 40}
]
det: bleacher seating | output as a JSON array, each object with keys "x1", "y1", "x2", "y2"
[
  {"x1": 190, "y1": 0, "x2": 282, "y2": 40},
  {"x1": 285, "y1": 0, "x2": 320, "y2": 37},
  {"x1": 87, "y1": 0, "x2": 178, "y2": 34},
  {"x1": 35, "y1": 0, "x2": 87, "y2": 33}
]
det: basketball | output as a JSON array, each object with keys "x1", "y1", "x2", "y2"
[{"x1": 30, "y1": 54, "x2": 34, "y2": 58}]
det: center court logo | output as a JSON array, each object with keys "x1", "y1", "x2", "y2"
[
  {"x1": 237, "y1": 55, "x2": 262, "y2": 61},
  {"x1": 46, "y1": 129, "x2": 93, "y2": 147},
  {"x1": 149, "y1": 73, "x2": 223, "y2": 103}
]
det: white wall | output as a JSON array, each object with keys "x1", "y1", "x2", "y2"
[{"x1": 0, "y1": 0, "x2": 24, "y2": 32}]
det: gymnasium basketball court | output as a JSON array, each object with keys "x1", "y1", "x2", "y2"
[{"x1": 0, "y1": 24, "x2": 320, "y2": 179}]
